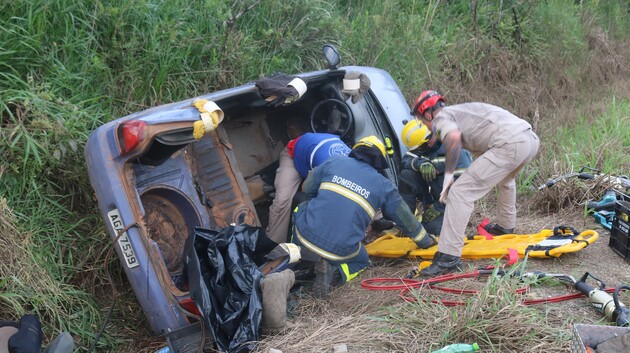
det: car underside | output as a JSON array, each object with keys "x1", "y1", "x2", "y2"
[
  {"x1": 86, "y1": 53, "x2": 410, "y2": 338},
  {"x1": 134, "y1": 68, "x2": 402, "y2": 290}
]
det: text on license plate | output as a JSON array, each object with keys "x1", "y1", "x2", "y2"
[{"x1": 107, "y1": 209, "x2": 139, "y2": 268}]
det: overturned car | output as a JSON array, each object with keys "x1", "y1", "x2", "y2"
[{"x1": 84, "y1": 46, "x2": 412, "y2": 339}]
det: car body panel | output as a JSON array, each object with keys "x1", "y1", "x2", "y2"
[{"x1": 85, "y1": 64, "x2": 412, "y2": 335}]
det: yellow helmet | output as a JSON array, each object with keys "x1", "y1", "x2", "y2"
[
  {"x1": 353, "y1": 135, "x2": 386, "y2": 158},
  {"x1": 401, "y1": 119, "x2": 431, "y2": 150}
]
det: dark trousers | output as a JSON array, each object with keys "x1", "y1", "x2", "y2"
[{"x1": 398, "y1": 168, "x2": 445, "y2": 235}]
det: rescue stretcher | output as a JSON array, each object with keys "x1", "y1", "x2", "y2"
[{"x1": 365, "y1": 225, "x2": 598, "y2": 260}]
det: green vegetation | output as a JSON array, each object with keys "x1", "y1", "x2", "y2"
[
  {"x1": 381, "y1": 266, "x2": 572, "y2": 352},
  {"x1": 1, "y1": 0, "x2": 629, "y2": 351},
  {"x1": 555, "y1": 97, "x2": 630, "y2": 172}
]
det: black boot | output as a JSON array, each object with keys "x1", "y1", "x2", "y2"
[
  {"x1": 312, "y1": 259, "x2": 341, "y2": 298},
  {"x1": 414, "y1": 233, "x2": 438, "y2": 249},
  {"x1": 419, "y1": 251, "x2": 461, "y2": 277},
  {"x1": 371, "y1": 218, "x2": 395, "y2": 231},
  {"x1": 483, "y1": 223, "x2": 515, "y2": 236}
]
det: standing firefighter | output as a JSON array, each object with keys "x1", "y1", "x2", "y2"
[
  {"x1": 291, "y1": 136, "x2": 436, "y2": 298},
  {"x1": 411, "y1": 91, "x2": 539, "y2": 277},
  {"x1": 398, "y1": 119, "x2": 473, "y2": 235}
]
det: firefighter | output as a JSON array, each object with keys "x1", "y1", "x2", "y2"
[
  {"x1": 266, "y1": 132, "x2": 351, "y2": 244},
  {"x1": 398, "y1": 119, "x2": 473, "y2": 235},
  {"x1": 291, "y1": 136, "x2": 436, "y2": 298},
  {"x1": 411, "y1": 90, "x2": 539, "y2": 277}
]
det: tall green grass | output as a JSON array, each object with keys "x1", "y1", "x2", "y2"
[
  {"x1": 1, "y1": 0, "x2": 630, "y2": 351},
  {"x1": 551, "y1": 97, "x2": 630, "y2": 174}
]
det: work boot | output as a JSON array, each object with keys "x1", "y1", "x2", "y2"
[
  {"x1": 260, "y1": 269, "x2": 295, "y2": 334},
  {"x1": 483, "y1": 223, "x2": 515, "y2": 236},
  {"x1": 312, "y1": 259, "x2": 341, "y2": 299},
  {"x1": 371, "y1": 218, "x2": 395, "y2": 232},
  {"x1": 415, "y1": 233, "x2": 438, "y2": 249},
  {"x1": 43, "y1": 332, "x2": 74, "y2": 353},
  {"x1": 419, "y1": 251, "x2": 462, "y2": 277}
]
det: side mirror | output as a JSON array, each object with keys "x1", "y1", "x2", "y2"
[{"x1": 322, "y1": 44, "x2": 341, "y2": 70}]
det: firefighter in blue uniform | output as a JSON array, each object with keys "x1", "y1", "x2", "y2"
[
  {"x1": 266, "y1": 132, "x2": 351, "y2": 244},
  {"x1": 291, "y1": 136, "x2": 436, "y2": 298},
  {"x1": 398, "y1": 119, "x2": 473, "y2": 234}
]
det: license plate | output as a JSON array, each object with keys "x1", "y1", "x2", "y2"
[{"x1": 107, "y1": 209, "x2": 139, "y2": 269}]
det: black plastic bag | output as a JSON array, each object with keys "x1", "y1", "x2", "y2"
[{"x1": 184, "y1": 225, "x2": 274, "y2": 353}]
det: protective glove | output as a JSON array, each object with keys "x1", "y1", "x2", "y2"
[
  {"x1": 411, "y1": 157, "x2": 437, "y2": 182},
  {"x1": 422, "y1": 203, "x2": 442, "y2": 224},
  {"x1": 439, "y1": 172, "x2": 455, "y2": 204},
  {"x1": 419, "y1": 161, "x2": 437, "y2": 182},
  {"x1": 341, "y1": 71, "x2": 371, "y2": 104},
  {"x1": 411, "y1": 156, "x2": 430, "y2": 171}
]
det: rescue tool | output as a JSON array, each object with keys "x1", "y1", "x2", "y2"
[
  {"x1": 362, "y1": 267, "x2": 630, "y2": 327},
  {"x1": 574, "y1": 272, "x2": 630, "y2": 327}
]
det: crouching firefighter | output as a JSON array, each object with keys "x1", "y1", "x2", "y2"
[
  {"x1": 291, "y1": 136, "x2": 436, "y2": 298},
  {"x1": 398, "y1": 119, "x2": 472, "y2": 234}
]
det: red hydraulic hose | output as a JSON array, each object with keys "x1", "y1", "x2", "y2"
[{"x1": 361, "y1": 272, "x2": 618, "y2": 306}]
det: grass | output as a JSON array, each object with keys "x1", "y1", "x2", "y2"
[
  {"x1": 533, "y1": 96, "x2": 630, "y2": 194},
  {"x1": 1, "y1": 0, "x2": 630, "y2": 351},
  {"x1": 254, "y1": 261, "x2": 577, "y2": 352},
  {"x1": 382, "y1": 273, "x2": 572, "y2": 352},
  {"x1": 555, "y1": 97, "x2": 630, "y2": 173},
  {"x1": 0, "y1": 198, "x2": 110, "y2": 348}
]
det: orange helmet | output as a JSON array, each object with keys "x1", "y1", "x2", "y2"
[{"x1": 410, "y1": 90, "x2": 446, "y2": 116}]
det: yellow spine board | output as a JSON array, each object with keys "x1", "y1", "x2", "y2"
[{"x1": 365, "y1": 228, "x2": 598, "y2": 260}]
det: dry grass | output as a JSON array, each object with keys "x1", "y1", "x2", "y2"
[
  {"x1": 388, "y1": 281, "x2": 571, "y2": 352},
  {"x1": 252, "y1": 179, "x2": 629, "y2": 353},
  {"x1": 0, "y1": 197, "x2": 46, "y2": 319},
  {"x1": 585, "y1": 27, "x2": 630, "y2": 87},
  {"x1": 254, "y1": 264, "x2": 573, "y2": 353},
  {"x1": 440, "y1": 27, "x2": 630, "y2": 135},
  {"x1": 530, "y1": 175, "x2": 625, "y2": 214}
]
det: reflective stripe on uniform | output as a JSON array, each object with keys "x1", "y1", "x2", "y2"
[
  {"x1": 294, "y1": 227, "x2": 361, "y2": 261},
  {"x1": 412, "y1": 226, "x2": 427, "y2": 242},
  {"x1": 340, "y1": 263, "x2": 364, "y2": 283},
  {"x1": 320, "y1": 182, "x2": 375, "y2": 218},
  {"x1": 309, "y1": 138, "x2": 338, "y2": 169}
]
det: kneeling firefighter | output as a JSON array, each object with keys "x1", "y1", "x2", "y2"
[{"x1": 291, "y1": 136, "x2": 436, "y2": 298}]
